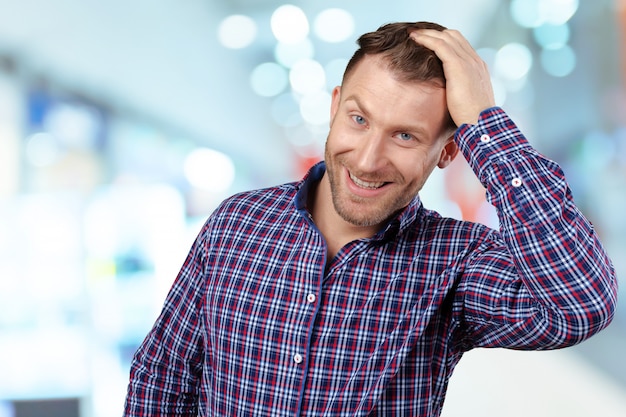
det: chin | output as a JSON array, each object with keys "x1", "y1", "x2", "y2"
[{"x1": 337, "y1": 204, "x2": 392, "y2": 228}]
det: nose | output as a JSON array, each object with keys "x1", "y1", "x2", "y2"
[{"x1": 353, "y1": 130, "x2": 387, "y2": 172}]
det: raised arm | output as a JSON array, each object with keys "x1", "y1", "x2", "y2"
[{"x1": 412, "y1": 28, "x2": 618, "y2": 349}]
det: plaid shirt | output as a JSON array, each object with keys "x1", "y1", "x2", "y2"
[{"x1": 125, "y1": 108, "x2": 617, "y2": 416}]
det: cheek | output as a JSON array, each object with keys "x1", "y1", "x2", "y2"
[
  {"x1": 326, "y1": 127, "x2": 353, "y2": 155},
  {"x1": 398, "y1": 149, "x2": 441, "y2": 183}
]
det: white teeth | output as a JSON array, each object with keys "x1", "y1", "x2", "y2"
[{"x1": 350, "y1": 172, "x2": 385, "y2": 189}]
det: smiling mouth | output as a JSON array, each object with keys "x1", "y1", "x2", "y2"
[{"x1": 349, "y1": 172, "x2": 386, "y2": 189}]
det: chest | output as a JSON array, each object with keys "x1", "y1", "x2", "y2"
[
  {"x1": 205, "y1": 227, "x2": 457, "y2": 367},
  {"x1": 202, "y1": 221, "x2": 464, "y2": 415}
]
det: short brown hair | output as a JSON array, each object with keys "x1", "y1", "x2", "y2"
[
  {"x1": 343, "y1": 22, "x2": 456, "y2": 133},
  {"x1": 344, "y1": 21, "x2": 447, "y2": 85}
]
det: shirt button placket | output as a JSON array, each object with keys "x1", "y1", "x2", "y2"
[{"x1": 293, "y1": 292, "x2": 317, "y2": 368}]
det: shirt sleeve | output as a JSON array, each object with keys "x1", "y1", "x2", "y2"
[
  {"x1": 124, "y1": 226, "x2": 208, "y2": 416},
  {"x1": 454, "y1": 107, "x2": 618, "y2": 350}
]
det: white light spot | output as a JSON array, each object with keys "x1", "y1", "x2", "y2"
[
  {"x1": 510, "y1": 0, "x2": 542, "y2": 28},
  {"x1": 184, "y1": 148, "x2": 235, "y2": 192},
  {"x1": 271, "y1": 5, "x2": 309, "y2": 44},
  {"x1": 494, "y1": 43, "x2": 533, "y2": 81},
  {"x1": 300, "y1": 91, "x2": 331, "y2": 125},
  {"x1": 290, "y1": 59, "x2": 326, "y2": 95},
  {"x1": 313, "y1": 9, "x2": 355, "y2": 43},
  {"x1": 540, "y1": 0, "x2": 578, "y2": 25},
  {"x1": 218, "y1": 15, "x2": 257, "y2": 49}
]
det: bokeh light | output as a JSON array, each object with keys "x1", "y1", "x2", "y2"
[
  {"x1": 299, "y1": 91, "x2": 331, "y2": 125},
  {"x1": 510, "y1": 0, "x2": 543, "y2": 28},
  {"x1": 218, "y1": 15, "x2": 257, "y2": 49},
  {"x1": 313, "y1": 8, "x2": 355, "y2": 43},
  {"x1": 510, "y1": 0, "x2": 579, "y2": 28},
  {"x1": 540, "y1": 45, "x2": 577, "y2": 77},
  {"x1": 274, "y1": 38, "x2": 315, "y2": 68},
  {"x1": 540, "y1": 0, "x2": 579, "y2": 25},
  {"x1": 271, "y1": 5, "x2": 309, "y2": 44},
  {"x1": 494, "y1": 43, "x2": 533, "y2": 81},
  {"x1": 183, "y1": 148, "x2": 235, "y2": 192},
  {"x1": 533, "y1": 23, "x2": 570, "y2": 49},
  {"x1": 289, "y1": 59, "x2": 326, "y2": 95},
  {"x1": 250, "y1": 62, "x2": 289, "y2": 97}
]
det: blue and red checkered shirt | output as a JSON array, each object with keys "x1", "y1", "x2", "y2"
[{"x1": 125, "y1": 108, "x2": 617, "y2": 416}]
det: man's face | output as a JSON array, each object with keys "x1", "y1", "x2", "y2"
[{"x1": 324, "y1": 55, "x2": 457, "y2": 228}]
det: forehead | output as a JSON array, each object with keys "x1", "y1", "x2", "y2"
[
  {"x1": 341, "y1": 55, "x2": 446, "y2": 108},
  {"x1": 342, "y1": 55, "x2": 446, "y2": 107}
]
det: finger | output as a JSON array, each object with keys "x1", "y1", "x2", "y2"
[
  {"x1": 440, "y1": 30, "x2": 476, "y2": 54},
  {"x1": 409, "y1": 29, "x2": 475, "y2": 61},
  {"x1": 411, "y1": 29, "x2": 490, "y2": 80},
  {"x1": 409, "y1": 30, "x2": 464, "y2": 64},
  {"x1": 409, "y1": 29, "x2": 469, "y2": 49},
  {"x1": 442, "y1": 30, "x2": 487, "y2": 66},
  {"x1": 409, "y1": 30, "x2": 469, "y2": 79}
]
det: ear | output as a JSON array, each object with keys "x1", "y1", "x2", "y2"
[
  {"x1": 330, "y1": 86, "x2": 341, "y2": 126},
  {"x1": 437, "y1": 136, "x2": 459, "y2": 169}
]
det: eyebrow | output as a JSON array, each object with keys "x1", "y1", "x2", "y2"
[
  {"x1": 344, "y1": 95, "x2": 371, "y2": 118},
  {"x1": 343, "y1": 95, "x2": 432, "y2": 140}
]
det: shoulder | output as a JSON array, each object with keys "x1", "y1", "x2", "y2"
[
  {"x1": 207, "y1": 181, "x2": 300, "y2": 227},
  {"x1": 223, "y1": 181, "x2": 297, "y2": 210}
]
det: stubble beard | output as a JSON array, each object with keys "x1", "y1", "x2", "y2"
[{"x1": 325, "y1": 148, "x2": 417, "y2": 228}]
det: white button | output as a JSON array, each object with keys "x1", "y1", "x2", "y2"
[
  {"x1": 480, "y1": 134, "x2": 491, "y2": 143},
  {"x1": 293, "y1": 353, "x2": 303, "y2": 364},
  {"x1": 307, "y1": 293, "x2": 316, "y2": 303},
  {"x1": 512, "y1": 178, "x2": 522, "y2": 187}
]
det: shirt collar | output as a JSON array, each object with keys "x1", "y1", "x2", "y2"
[{"x1": 294, "y1": 161, "x2": 423, "y2": 242}]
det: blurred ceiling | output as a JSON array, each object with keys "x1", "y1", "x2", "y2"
[{"x1": 0, "y1": 0, "x2": 499, "y2": 179}]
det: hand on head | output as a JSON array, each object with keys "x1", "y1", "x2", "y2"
[{"x1": 409, "y1": 29, "x2": 496, "y2": 126}]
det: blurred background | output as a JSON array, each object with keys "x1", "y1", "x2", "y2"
[{"x1": 0, "y1": 0, "x2": 625, "y2": 416}]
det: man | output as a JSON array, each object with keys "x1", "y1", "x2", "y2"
[{"x1": 124, "y1": 22, "x2": 618, "y2": 416}]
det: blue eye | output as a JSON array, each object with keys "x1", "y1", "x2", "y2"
[
  {"x1": 398, "y1": 133, "x2": 413, "y2": 141},
  {"x1": 352, "y1": 115, "x2": 366, "y2": 125}
]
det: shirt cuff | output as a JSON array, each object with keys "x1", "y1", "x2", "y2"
[{"x1": 455, "y1": 107, "x2": 534, "y2": 184}]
